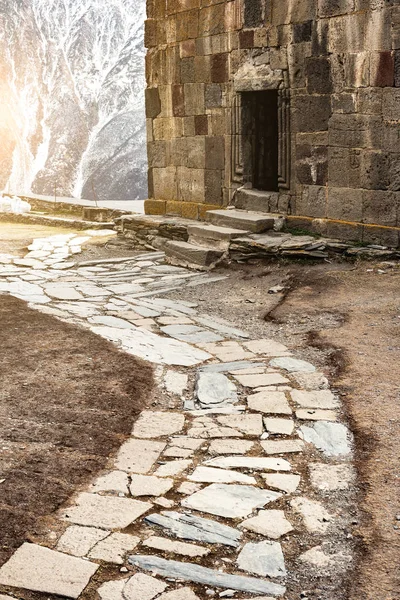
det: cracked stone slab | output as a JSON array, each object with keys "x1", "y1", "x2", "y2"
[
  {"x1": 300, "y1": 421, "x2": 353, "y2": 457},
  {"x1": 237, "y1": 541, "x2": 287, "y2": 578},
  {"x1": 164, "y1": 371, "x2": 188, "y2": 396},
  {"x1": 133, "y1": 411, "x2": 185, "y2": 438},
  {"x1": 188, "y1": 466, "x2": 256, "y2": 485},
  {"x1": 269, "y1": 357, "x2": 316, "y2": 373},
  {"x1": 61, "y1": 493, "x2": 152, "y2": 529},
  {"x1": 128, "y1": 555, "x2": 286, "y2": 596},
  {"x1": 247, "y1": 391, "x2": 292, "y2": 415},
  {"x1": 261, "y1": 440, "x2": 305, "y2": 454},
  {"x1": 98, "y1": 580, "x2": 125, "y2": 600},
  {"x1": 144, "y1": 511, "x2": 242, "y2": 547},
  {"x1": 216, "y1": 414, "x2": 263, "y2": 436},
  {"x1": 164, "y1": 437, "x2": 204, "y2": 458},
  {"x1": 142, "y1": 536, "x2": 210, "y2": 558},
  {"x1": 290, "y1": 389, "x2": 339, "y2": 409},
  {"x1": 261, "y1": 473, "x2": 301, "y2": 494},
  {"x1": 296, "y1": 408, "x2": 338, "y2": 421},
  {"x1": 123, "y1": 573, "x2": 168, "y2": 600},
  {"x1": 129, "y1": 475, "x2": 174, "y2": 497},
  {"x1": 161, "y1": 324, "x2": 224, "y2": 344},
  {"x1": 290, "y1": 497, "x2": 333, "y2": 533},
  {"x1": 208, "y1": 440, "x2": 255, "y2": 455},
  {"x1": 177, "y1": 482, "x2": 203, "y2": 495},
  {"x1": 200, "y1": 361, "x2": 266, "y2": 373},
  {"x1": 181, "y1": 484, "x2": 282, "y2": 518},
  {"x1": 0, "y1": 543, "x2": 99, "y2": 599},
  {"x1": 42, "y1": 283, "x2": 84, "y2": 300},
  {"x1": 291, "y1": 371, "x2": 329, "y2": 390},
  {"x1": 114, "y1": 439, "x2": 166, "y2": 473},
  {"x1": 205, "y1": 456, "x2": 292, "y2": 472},
  {"x1": 309, "y1": 463, "x2": 356, "y2": 491},
  {"x1": 239, "y1": 510, "x2": 294, "y2": 539},
  {"x1": 56, "y1": 526, "x2": 109, "y2": 557},
  {"x1": 200, "y1": 341, "x2": 256, "y2": 362},
  {"x1": 234, "y1": 373, "x2": 290, "y2": 388},
  {"x1": 243, "y1": 339, "x2": 291, "y2": 356},
  {"x1": 88, "y1": 533, "x2": 140, "y2": 564},
  {"x1": 196, "y1": 372, "x2": 238, "y2": 407}
]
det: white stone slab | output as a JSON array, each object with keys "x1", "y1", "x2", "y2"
[
  {"x1": 188, "y1": 466, "x2": 256, "y2": 485},
  {"x1": 164, "y1": 371, "x2": 189, "y2": 396},
  {"x1": 142, "y1": 536, "x2": 210, "y2": 558},
  {"x1": 61, "y1": 493, "x2": 152, "y2": 529},
  {"x1": 247, "y1": 391, "x2": 292, "y2": 415},
  {"x1": 88, "y1": 533, "x2": 140, "y2": 564},
  {"x1": 56, "y1": 526, "x2": 108, "y2": 557},
  {"x1": 299, "y1": 421, "x2": 353, "y2": 457},
  {"x1": 158, "y1": 588, "x2": 200, "y2": 600},
  {"x1": 205, "y1": 456, "x2": 292, "y2": 472},
  {"x1": 123, "y1": 573, "x2": 168, "y2": 600},
  {"x1": 239, "y1": 510, "x2": 293, "y2": 539},
  {"x1": 261, "y1": 473, "x2": 301, "y2": 494},
  {"x1": 201, "y1": 341, "x2": 255, "y2": 362},
  {"x1": 129, "y1": 475, "x2": 174, "y2": 497},
  {"x1": 133, "y1": 411, "x2": 185, "y2": 438},
  {"x1": 243, "y1": 339, "x2": 291, "y2": 356},
  {"x1": 216, "y1": 414, "x2": 263, "y2": 436},
  {"x1": 208, "y1": 440, "x2": 254, "y2": 455},
  {"x1": 182, "y1": 484, "x2": 282, "y2": 518},
  {"x1": 291, "y1": 389, "x2": 339, "y2": 409},
  {"x1": 90, "y1": 325, "x2": 212, "y2": 366},
  {"x1": 291, "y1": 371, "x2": 329, "y2": 390},
  {"x1": 196, "y1": 372, "x2": 238, "y2": 407},
  {"x1": 261, "y1": 440, "x2": 305, "y2": 454},
  {"x1": 98, "y1": 579, "x2": 125, "y2": 600},
  {"x1": 91, "y1": 471, "x2": 129, "y2": 494},
  {"x1": 0, "y1": 543, "x2": 98, "y2": 599},
  {"x1": 296, "y1": 408, "x2": 338, "y2": 421},
  {"x1": 309, "y1": 463, "x2": 356, "y2": 491},
  {"x1": 114, "y1": 439, "x2": 166, "y2": 473},
  {"x1": 155, "y1": 460, "x2": 192, "y2": 478},
  {"x1": 264, "y1": 418, "x2": 294, "y2": 435},
  {"x1": 270, "y1": 357, "x2": 316, "y2": 373},
  {"x1": 234, "y1": 373, "x2": 289, "y2": 388}
]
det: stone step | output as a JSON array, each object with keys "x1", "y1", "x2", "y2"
[
  {"x1": 187, "y1": 223, "x2": 248, "y2": 250},
  {"x1": 206, "y1": 209, "x2": 277, "y2": 233},
  {"x1": 235, "y1": 188, "x2": 279, "y2": 213},
  {"x1": 165, "y1": 240, "x2": 225, "y2": 270}
]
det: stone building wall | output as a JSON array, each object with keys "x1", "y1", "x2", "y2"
[{"x1": 144, "y1": 0, "x2": 400, "y2": 247}]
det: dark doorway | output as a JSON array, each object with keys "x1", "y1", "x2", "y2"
[{"x1": 241, "y1": 91, "x2": 279, "y2": 192}]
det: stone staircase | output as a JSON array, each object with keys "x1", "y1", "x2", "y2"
[{"x1": 165, "y1": 208, "x2": 284, "y2": 270}]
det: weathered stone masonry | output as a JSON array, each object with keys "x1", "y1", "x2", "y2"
[{"x1": 144, "y1": 0, "x2": 400, "y2": 247}]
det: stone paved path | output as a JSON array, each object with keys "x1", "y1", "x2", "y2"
[{"x1": 0, "y1": 233, "x2": 356, "y2": 599}]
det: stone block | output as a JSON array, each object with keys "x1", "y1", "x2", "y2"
[
  {"x1": 205, "y1": 170, "x2": 223, "y2": 205},
  {"x1": 185, "y1": 136, "x2": 206, "y2": 168},
  {"x1": 332, "y1": 92, "x2": 356, "y2": 114},
  {"x1": 198, "y1": 203, "x2": 223, "y2": 220},
  {"x1": 170, "y1": 137, "x2": 188, "y2": 167},
  {"x1": 166, "y1": 200, "x2": 182, "y2": 215},
  {"x1": 296, "y1": 185, "x2": 327, "y2": 218},
  {"x1": 272, "y1": 0, "x2": 316, "y2": 24},
  {"x1": 176, "y1": 9, "x2": 199, "y2": 41},
  {"x1": 325, "y1": 220, "x2": 363, "y2": 242},
  {"x1": 153, "y1": 166, "x2": 178, "y2": 201},
  {"x1": 211, "y1": 53, "x2": 229, "y2": 83},
  {"x1": 327, "y1": 187, "x2": 363, "y2": 222},
  {"x1": 205, "y1": 136, "x2": 225, "y2": 169},
  {"x1": 199, "y1": 4, "x2": 226, "y2": 37},
  {"x1": 180, "y1": 57, "x2": 195, "y2": 83},
  {"x1": 194, "y1": 115, "x2": 208, "y2": 136},
  {"x1": 239, "y1": 30, "x2": 255, "y2": 49},
  {"x1": 362, "y1": 191, "x2": 396, "y2": 226},
  {"x1": 357, "y1": 88, "x2": 383, "y2": 114},
  {"x1": 293, "y1": 95, "x2": 331, "y2": 132},
  {"x1": 328, "y1": 13, "x2": 367, "y2": 54},
  {"x1": 205, "y1": 83, "x2": 223, "y2": 109},
  {"x1": 328, "y1": 147, "x2": 361, "y2": 188},
  {"x1": 184, "y1": 83, "x2": 205, "y2": 115},
  {"x1": 244, "y1": 0, "x2": 263, "y2": 27},
  {"x1": 194, "y1": 55, "x2": 211, "y2": 83},
  {"x1": 360, "y1": 151, "x2": 390, "y2": 190},
  {"x1": 181, "y1": 201, "x2": 200, "y2": 219},
  {"x1": 146, "y1": 88, "x2": 162, "y2": 119},
  {"x1": 177, "y1": 167, "x2": 206, "y2": 203},
  {"x1": 382, "y1": 88, "x2": 400, "y2": 120},
  {"x1": 145, "y1": 19, "x2": 157, "y2": 48},
  {"x1": 318, "y1": 0, "x2": 355, "y2": 17},
  {"x1": 362, "y1": 225, "x2": 399, "y2": 248},
  {"x1": 180, "y1": 39, "x2": 196, "y2": 58},
  {"x1": 148, "y1": 141, "x2": 170, "y2": 168},
  {"x1": 145, "y1": 199, "x2": 166, "y2": 215},
  {"x1": 344, "y1": 51, "x2": 370, "y2": 88},
  {"x1": 370, "y1": 51, "x2": 395, "y2": 87},
  {"x1": 329, "y1": 114, "x2": 382, "y2": 148},
  {"x1": 296, "y1": 144, "x2": 328, "y2": 186},
  {"x1": 293, "y1": 20, "x2": 313, "y2": 43}
]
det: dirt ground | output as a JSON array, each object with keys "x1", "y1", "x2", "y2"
[
  {"x1": 171, "y1": 258, "x2": 400, "y2": 600},
  {"x1": 0, "y1": 295, "x2": 153, "y2": 566}
]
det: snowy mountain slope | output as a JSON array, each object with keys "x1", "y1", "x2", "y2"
[{"x1": 0, "y1": 0, "x2": 147, "y2": 201}]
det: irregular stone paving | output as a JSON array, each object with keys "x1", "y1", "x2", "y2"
[{"x1": 0, "y1": 235, "x2": 357, "y2": 599}]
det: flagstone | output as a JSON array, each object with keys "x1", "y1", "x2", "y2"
[
  {"x1": 91, "y1": 471, "x2": 129, "y2": 494},
  {"x1": 144, "y1": 511, "x2": 242, "y2": 547},
  {"x1": 216, "y1": 414, "x2": 263, "y2": 436},
  {"x1": 208, "y1": 439, "x2": 254, "y2": 455},
  {"x1": 290, "y1": 497, "x2": 333, "y2": 533},
  {"x1": 128, "y1": 556, "x2": 286, "y2": 596},
  {"x1": 309, "y1": 463, "x2": 355, "y2": 491},
  {"x1": 114, "y1": 439, "x2": 166, "y2": 473},
  {"x1": 261, "y1": 440, "x2": 305, "y2": 454},
  {"x1": 182, "y1": 484, "x2": 282, "y2": 518},
  {"x1": 133, "y1": 411, "x2": 185, "y2": 438},
  {"x1": 247, "y1": 391, "x2": 292, "y2": 415},
  {"x1": 129, "y1": 475, "x2": 174, "y2": 497},
  {"x1": 164, "y1": 371, "x2": 188, "y2": 396},
  {"x1": 88, "y1": 533, "x2": 140, "y2": 564},
  {"x1": 239, "y1": 510, "x2": 293, "y2": 539},
  {"x1": 296, "y1": 409, "x2": 338, "y2": 421},
  {"x1": 158, "y1": 588, "x2": 201, "y2": 600},
  {"x1": 234, "y1": 373, "x2": 290, "y2": 388},
  {"x1": 243, "y1": 339, "x2": 291, "y2": 356},
  {"x1": 142, "y1": 536, "x2": 210, "y2": 558},
  {"x1": 299, "y1": 422, "x2": 353, "y2": 457},
  {"x1": 98, "y1": 579, "x2": 126, "y2": 600},
  {"x1": 261, "y1": 473, "x2": 301, "y2": 494},
  {"x1": 155, "y1": 460, "x2": 192, "y2": 477},
  {"x1": 56, "y1": 526, "x2": 109, "y2": 557},
  {"x1": 188, "y1": 466, "x2": 256, "y2": 485},
  {"x1": 263, "y1": 418, "x2": 294, "y2": 435},
  {"x1": 270, "y1": 357, "x2": 316, "y2": 373},
  {"x1": 61, "y1": 492, "x2": 152, "y2": 529},
  {"x1": 204, "y1": 456, "x2": 291, "y2": 472},
  {"x1": 0, "y1": 543, "x2": 98, "y2": 599},
  {"x1": 123, "y1": 573, "x2": 168, "y2": 600},
  {"x1": 291, "y1": 389, "x2": 339, "y2": 409},
  {"x1": 196, "y1": 372, "x2": 238, "y2": 407},
  {"x1": 237, "y1": 541, "x2": 286, "y2": 578}
]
